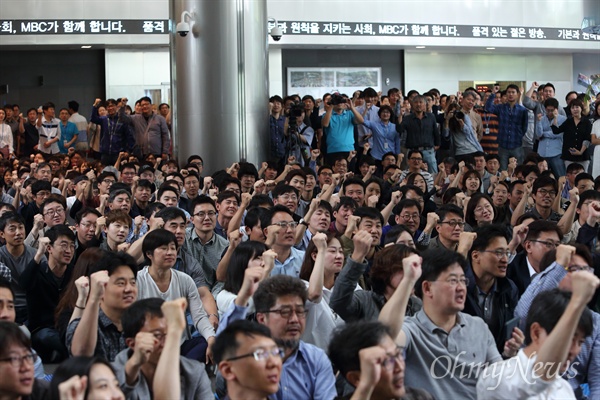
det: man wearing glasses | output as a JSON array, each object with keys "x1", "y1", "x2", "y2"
[
  {"x1": 214, "y1": 320, "x2": 283, "y2": 400},
  {"x1": 25, "y1": 195, "x2": 67, "y2": 248},
  {"x1": 508, "y1": 220, "x2": 563, "y2": 295},
  {"x1": 265, "y1": 205, "x2": 305, "y2": 278},
  {"x1": 397, "y1": 150, "x2": 434, "y2": 191},
  {"x1": 218, "y1": 274, "x2": 336, "y2": 400},
  {"x1": 379, "y1": 248, "x2": 505, "y2": 399},
  {"x1": 185, "y1": 195, "x2": 229, "y2": 294},
  {"x1": 467, "y1": 224, "x2": 524, "y2": 354},
  {"x1": 515, "y1": 244, "x2": 600, "y2": 399},
  {"x1": 431, "y1": 204, "x2": 465, "y2": 252}
]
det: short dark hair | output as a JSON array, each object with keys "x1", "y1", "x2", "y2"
[
  {"x1": 217, "y1": 176, "x2": 241, "y2": 193},
  {"x1": 75, "y1": 208, "x2": 101, "y2": 225},
  {"x1": 532, "y1": 175, "x2": 558, "y2": 195},
  {"x1": 566, "y1": 163, "x2": 584, "y2": 174},
  {"x1": 524, "y1": 289, "x2": 593, "y2": 346},
  {"x1": 407, "y1": 149, "x2": 423, "y2": 159},
  {"x1": 383, "y1": 225, "x2": 412, "y2": 246},
  {"x1": 122, "y1": 298, "x2": 164, "y2": 339},
  {"x1": 191, "y1": 195, "x2": 217, "y2": 212},
  {"x1": 465, "y1": 193, "x2": 495, "y2": 227},
  {"x1": 371, "y1": 245, "x2": 419, "y2": 295},
  {"x1": 40, "y1": 195, "x2": 67, "y2": 216},
  {"x1": 264, "y1": 205, "x2": 294, "y2": 228},
  {"x1": 157, "y1": 185, "x2": 179, "y2": 200},
  {"x1": 97, "y1": 171, "x2": 117, "y2": 183},
  {"x1": 525, "y1": 220, "x2": 563, "y2": 242},
  {"x1": 469, "y1": 224, "x2": 509, "y2": 260},
  {"x1": 42, "y1": 102, "x2": 56, "y2": 111},
  {"x1": 0, "y1": 212, "x2": 25, "y2": 231},
  {"x1": 334, "y1": 196, "x2": 358, "y2": 213},
  {"x1": 67, "y1": 101, "x2": 80, "y2": 112},
  {"x1": 544, "y1": 98, "x2": 559, "y2": 109},
  {"x1": 238, "y1": 162, "x2": 259, "y2": 180},
  {"x1": 212, "y1": 320, "x2": 273, "y2": 364},
  {"x1": 51, "y1": 356, "x2": 117, "y2": 400},
  {"x1": 253, "y1": 275, "x2": 307, "y2": 313},
  {"x1": 90, "y1": 251, "x2": 138, "y2": 279},
  {"x1": 329, "y1": 321, "x2": 393, "y2": 378},
  {"x1": 353, "y1": 206, "x2": 384, "y2": 226},
  {"x1": 394, "y1": 198, "x2": 422, "y2": 215},
  {"x1": 577, "y1": 190, "x2": 600, "y2": 209},
  {"x1": 415, "y1": 249, "x2": 467, "y2": 298},
  {"x1": 224, "y1": 241, "x2": 268, "y2": 294},
  {"x1": 436, "y1": 204, "x2": 464, "y2": 222},
  {"x1": 31, "y1": 179, "x2": 52, "y2": 195},
  {"x1": 575, "y1": 173, "x2": 594, "y2": 187},
  {"x1": 0, "y1": 321, "x2": 31, "y2": 356},
  {"x1": 0, "y1": 277, "x2": 14, "y2": 299},
  {"x1": 142, "y1": 229, "x2": 178, "y2": 263},
  {"x1": 342, "y1": 178, "x2": 365, "y2": 194},
  {"x1": 155, "y1": 206, "x2": 186, "y2": 224},
  {"x1": 506, "y1": 84, "x2": 520, "y2": 93},
  {"x1": 272, "y1": 184, "x2": 298, "y2": 199},
  {"x1": 45, "y1": 225, "x2": 76, "y2": 246},
  {"x1": 135, "y1": 179, "x2": 154, "y2": 190},
  {"x1": 216, "y1": 190, "x2": 240, "y2": 205}
]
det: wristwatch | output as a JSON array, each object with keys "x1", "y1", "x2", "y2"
[{"x1": 299, "y1": 219, "x2": 309, "y2": 227}]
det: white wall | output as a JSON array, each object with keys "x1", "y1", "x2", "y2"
[
  {"x1": 105, "y1": 49, "x2": 170, "y2": 102},
  {"x1": 404, "y1": 52, "x2": 574, "y2": 101},
  {"x1": 268, "y1": 48, "x2": 283, "y2": 96}
]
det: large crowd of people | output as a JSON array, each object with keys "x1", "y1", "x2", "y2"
[{"x1": 0, "y1": 83, "x2": 600, "y2": 400}]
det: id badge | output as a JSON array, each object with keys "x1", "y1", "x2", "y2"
[
  {"x1": 485, "y1": 128, "x2": 490, "y2": 135},
  {"x1": 384, "y1": 142, "x2": 389, "y2": 150}
]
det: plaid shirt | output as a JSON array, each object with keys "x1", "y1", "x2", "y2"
[
  {"x1": 0, "y1": 262, "x2": 10, "y2": 280},
  {"x1": 484, "y1": 95, "x2": 529, "y2": 150}
]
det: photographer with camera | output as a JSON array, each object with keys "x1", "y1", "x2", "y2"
[
  {"x1": 321, "y1": 92, "x2": 364, "y2": 167},
  {"x1": 284, "y1": 103, "x2": 315, "y2": 167},
  {"x1": 444, "y1": 98, "x2": 483, "y2": 163}
]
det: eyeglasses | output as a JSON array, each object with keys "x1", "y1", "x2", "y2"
[
  {"x1": 567, "y1": 265, "x2": 593, "y2": 273},
  {"x1": 537, "y1": 188, "x2": 557, "y2": 197},
  {"x1": 481, "y1": 249, "x2": 512, "y2": 259},
  {"x1": 272, "y1": 221, "x2": 298, "y2": 229},
  {"x1": 194, "y1": 211, "x2": 217, "y2": 219},
  {"x1": 529, "y1": 239, "x2": 560, "y2": 249},
  {"x1": 409, "y1": 157, "x2": 423, "y2": 161},
  {"x1": 433, "y1": 277, "x2": 470, "y2": 287},
  {"x1": 101, "y1": 180, "x2": 116, "y2": 185},
  {"x1": 56, "y1": 242, "x2": 76, "y2": 251},
  {"x1": 226, "y1": 347, "x2": 285, "y2": 362},
  {"x1": 440, "y1": 220, "x2": 465, "y2": 228},
  {"x1": 382, "y1": 347, "x2": 405, "y2": 371},
  {"x1": 0, "y1": 353, "x2": 38, "y2": 368},
  {"x1": 263, "y1": 306, "x2": 306, "y2": 319},
  {"x1": 80, "y1": 222, "x2": 97, "y2": 229},
  {"x1": 278, "y1": 194, "x2": 298, "y2": 201},
  {"x1": 43, "y1": 208, "x2": 65, "y2": 217},
  {"x1": 36, "y1": 191, "x2": 51, "y2": 198},
  {"x1": 400, "y1": 213, "x2": 420, "y2": 221}
]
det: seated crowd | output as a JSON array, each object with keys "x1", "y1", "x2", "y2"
[{"x1": 1, "y1": 84, "x2": 600, "y2": 400}]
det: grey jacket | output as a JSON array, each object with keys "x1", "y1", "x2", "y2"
[
  {"x1": 330, "y1": 258, "x2": 422, "y2": 322},
  {"x1": 120, "y1": 110, "x2": 170, "y2": 156},
  {"x1": 112, "y1": 348, "x2": 213, "y2": 400}
]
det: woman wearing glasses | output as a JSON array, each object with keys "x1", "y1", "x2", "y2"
[
  {"x1": 465, "y1": 193, "x2": 497, "y2": 230},
  {"x1": 0, "y1": 321, "x2": 43, "y2": 400}
]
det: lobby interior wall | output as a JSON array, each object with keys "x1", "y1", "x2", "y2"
[
  {"x1": 281, "y1": 49, "x2": 403, "y2": 97},
  {"x1": 404, "y1": 52, "x2": 574, "y2": 101},
  {"x1": 105, "y1": 49, "x2": 171, "y2": 105},
  {"x1": 0, "y1": 50, "x2": 105, "y2": 114}
]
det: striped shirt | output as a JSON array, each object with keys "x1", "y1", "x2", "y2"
[{"x1": 477, "y1": 110, "x2": 500, "y2": 154}]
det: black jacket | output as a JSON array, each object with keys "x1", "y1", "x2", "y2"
[
  {"x1": 463, "y1": 265, "x2": 519, "y2": 354},
  {"x1": 507, "y1": 251, "x2": 532, "y2": 296}
]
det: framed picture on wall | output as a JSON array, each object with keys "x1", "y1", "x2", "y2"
[{"x1": 287, "y1": 67, "x2": 381, "y2": 100}]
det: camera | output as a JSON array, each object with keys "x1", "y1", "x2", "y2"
[
  {"x1": 329, "y1": 94, "x2": 347, "y2": 106},
  {"x1": 454, "y1": 111, "x2": 465, "y2": 120},
  {"x1": 176, "y1": 21, "x2": 190, "y2": 37},
  {"x1": 289, "y1": 102, "x2": 304, "y2": 119},
  {"x1": 270, "y1": 26, "x2": 283, "y2": 41}
]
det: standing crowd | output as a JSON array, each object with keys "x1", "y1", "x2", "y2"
[{"x1": 1, "y1": 83, "x2": 600, "y2": 399}]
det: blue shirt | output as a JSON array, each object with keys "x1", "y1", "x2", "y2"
[
  {"x1": 271, "y1": 247, "x2": 305, "y2": 278},
  {"x1": 536, "y1": 114, "x2": 567, "y2": 158},
  {"x1": 325, "y1": 110, "x2": 356, "y2": 153},
  {"x1": 515, "y1": 261, "x2": 600, "y2": 398},
  {"x1": 218, "y1": 303, "x2": 337, "y2": 400},
  {"x1": 363, "y1": 119, "x2": 400, "y2": 159},
  {"x1": 270, "y1": 114, "x2": 286, "y2": 159},
  {"x1": 58, "y1": 121, "x2": 79, "y2": 154},
  {"x1": 485, "y1": 95, "x2": 529, "y2": 150}
]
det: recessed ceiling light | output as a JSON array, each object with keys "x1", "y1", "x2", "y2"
[
  {"x1": 486, "y1": 47, "x2": 495, "y2": 50},
  {"x1": 81, "y1": 45, "x2": 92, "y2": 49},
  {"x1": 416, "y1": 46, "x2": 426, "y2": 49}
]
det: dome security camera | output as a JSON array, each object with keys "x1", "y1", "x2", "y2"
[
  {"x1": 176, "y1": 21, "x2": 190, "y2": 37},
  {"x1": 270, "y1": 26, "x2": 283, "y2": 41}
]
